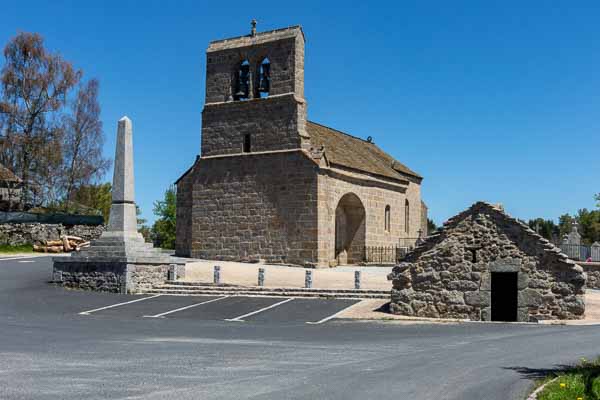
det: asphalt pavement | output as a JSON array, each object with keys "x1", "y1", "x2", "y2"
[{"x1": 1, "y1": 256, "x2": 599, "y2": 400}]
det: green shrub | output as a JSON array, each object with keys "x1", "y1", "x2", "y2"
[{"x1": 0, "y1": 244, "x2": 34, "y2": 254}]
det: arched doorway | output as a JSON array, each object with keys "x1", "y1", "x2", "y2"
[{"x1": 334, "y1": 193, "x2": 366, "y2": 265}]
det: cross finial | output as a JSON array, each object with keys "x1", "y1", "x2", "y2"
[{"x1": 251, "y1": 19, "x2": 257, "y2": 36}]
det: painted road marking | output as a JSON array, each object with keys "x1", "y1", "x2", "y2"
[
  {"x1": 306, "y1": 302, "x2": 358, "y2": 325},
  {"x1": 225, "y1": 298, "x2": 294, "y2": 322},
  {"x1": 144, "y1": 296, "x2": 230, "y2": 318},
  {"x1": 0, "y1": 255, "x2": 45, "y2": 261},
  {"x1": 79, "y1": 295, "x2": 162, "y2": 315},
  {"x1": 18, "y1": 260, "x2": 35, "y2": 263}
]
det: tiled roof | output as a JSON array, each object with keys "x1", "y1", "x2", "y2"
[
  {"x1": 307, "y1": 121, "x2": 422, "y2": 181},
  {"x1": 0, "y1": 163, "x2": 21, "y2": 182}
]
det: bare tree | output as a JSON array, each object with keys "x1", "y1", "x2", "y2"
[
  {"x1": 61, "y1": 79, "x2": 110, "y2": 209},
  {"x1": 0, "y1": 32, "x2": 80, "y2": 208}
]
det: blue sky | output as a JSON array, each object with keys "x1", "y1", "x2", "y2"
[{"x1": 2, "y1": 1, "x2": 599, "y2": 225}]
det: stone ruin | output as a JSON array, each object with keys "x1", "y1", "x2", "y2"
[{"x1": 387, "y1": 202, "x2": 586, "y2": 322}]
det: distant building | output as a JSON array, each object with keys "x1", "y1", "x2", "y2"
[
  {"x1": 176, "y1": 24, "x2": 427, "y2": 267},
  {"x1": 0, "y1": 163, "x2": 23, "y2": 211}
]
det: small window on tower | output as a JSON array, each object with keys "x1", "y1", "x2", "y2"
[
  {"x1": 257, "y1": 57, "x2": 270, "y2": 98},
  {"x1": 384, "y1": 205, "x2": 391, "y2": 232},
  {"x1": 243, "y1": 134, "x2": 251, "y2": 153}
]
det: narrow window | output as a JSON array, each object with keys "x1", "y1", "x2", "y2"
[
  {"x1": 257, "y1": 57, "x2": 270, "y2": 98},
  {"x1": 405, "y1": 200, "x2": 410, "y2": 234},
  {"x1": 234, "y1": 59, "x2": 250, "y2": 100},
  {"x1": 384, "y1": 205, "x2": 391, "y2": 232},
  {"x1": 243, "y1": 134, "x2": 251, "y2": 153}
]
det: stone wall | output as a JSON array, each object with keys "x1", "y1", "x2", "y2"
[
  {"x1": 177, "y1": 150, "x2": 319, "y2": 265},
  {"x1": 0, "y1": 223, "x2": 103, "y2": 247},
  {"x1": 581, "y1": 262, "x2": 600, "y2": 289},
  {"x1": 205, "y1": 27, "x2": 304, "y2": 103},
  {"x1": 317, "y1": 168, "x2": 424, "y2": 266},
  {"x1": 201, "y1": 94, "x2": 309, "y2": 157},
  {"x1": 53, "y1": 260, "x2": 185, "y2": 293},
  {"x1": 388, "y1": 202, "x2": 586, "y2": 321}
]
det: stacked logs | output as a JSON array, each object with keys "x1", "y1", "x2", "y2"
[{"x1": 33, "y1": 236, "x2": 91, "y2": 253}]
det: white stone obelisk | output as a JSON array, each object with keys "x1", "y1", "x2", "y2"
[{"x1": 104, "y1": 116, "x2": 144, "y2": 241}]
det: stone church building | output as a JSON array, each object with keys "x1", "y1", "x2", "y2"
[{"x1": 176, "y1": 24, "x2": 427, "y2": 267}]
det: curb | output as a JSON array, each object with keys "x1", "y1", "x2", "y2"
[{"x1": 526, "y1": 377, "x2": 558, "y2": 400}]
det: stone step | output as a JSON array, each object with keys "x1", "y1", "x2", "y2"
[
  {"x1": 157, "y1": 282, "x2": 389, "y2": 295},
  {"x1": 142, "y1": 288, "x2": 389, "y2": 299}
]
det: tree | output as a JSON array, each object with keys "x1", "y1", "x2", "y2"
[
  {"x1": 527, "y1": 218, "x2": 559, "y2": 242},
  {"x1": 136, "y1": 205, "x2": 151, "y2": 242},
  {"x1": 427, "y1": 218, "x2": 437, "y2": 234},
  {"x1": 152, "y1": 186, "x2": 176, "y2": 249},
  {"x1": 69, "y1": 183, "x2": 112, "y2": 222},
  {"x1": 0, "y1": 32, "x2": 80, "y2": 207},
  {"x1": 576, "y1": 208, "x2": 600, "y2": 245},
  {"x1": 61, "y1": 79, "x2": 110, "y2": 208},
  {"x1": 596, "y1": 193, "x2": 600, "y2": 208}
]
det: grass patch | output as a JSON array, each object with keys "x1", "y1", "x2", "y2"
[
  {"x1": 0, "y1": 244, "x2": 34, "y2": 254},
  {"x1": 537, "y1": 358, "x2": 600, "y2": 400}
]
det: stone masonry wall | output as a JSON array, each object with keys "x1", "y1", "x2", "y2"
[
  {"x1": 205, "y1": 29, "x2": 304, "y2": 103},
  {"x1": 181, "y1": 151, "x2": 319, "y2": 265},
  {"x1": 582, "y1": 263, "x2": 600, "y2": 289},
  {"x1": 0, "y1": 223, "x2": 103, "y2": 247},
  {"x1": 201, "y1": 94, "x2": 308, "y2": 157},
  {"x1": 316, "y1": 168, "x2": 423, "y2": 266},
  {"x1": 388, "y1": 203, "x2": 586, "y2": 321}
]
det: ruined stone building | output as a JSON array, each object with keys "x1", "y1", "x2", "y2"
[
  {"x1": 176, "y1": 24, "x2": 427, "y2": 267},
  {"x1": 0, "y1": 163, "x2": 23, "y2": 211},
  {"x1": 388, "y1": 202, "x2": 586, "y2": 321}
]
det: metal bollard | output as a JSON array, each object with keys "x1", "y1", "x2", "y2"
[
  {"x1": 213, "y1": 265, "x2": 221, "y2": 285},
  {"x1": 258, "y1": 268, "x2": 265, "y2": 286},
  {"x1": 354, "y1": 270, "x2": 361, "y2": 290},
  {"x1": 305, "y1": 270, "x2": 313, "y2": 289},
  {"x1": 168, "y1": 264, "x2": 177, "y2": 281}
]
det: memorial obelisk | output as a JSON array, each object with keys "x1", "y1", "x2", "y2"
[{"x1": 53, "y1": 117, "x2": 184, "y2": 293}]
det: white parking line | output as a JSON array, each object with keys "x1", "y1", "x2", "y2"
[
  {"x1": 225, "y1": 298, "x2": 294, "y2": 322},
  {"x1": 79, "y1": 295, "x2": 162, "y2": 315},
  {"x1": 0, "y1": 256, "x2": 43, "y2": 261},
  {"x1": 306, "y1": 302, "x2": 358, "y2": 325},
  {"x1": 144, "y1": 296, "x2": 230, "y2": 318}
]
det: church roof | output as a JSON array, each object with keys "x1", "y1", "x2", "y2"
[
  {"x1": 0, "y1": 163, "x2": 21, "y2": 182},
  {"x1": 307, "y1": 121, "x2": 422, "y2": 181}
]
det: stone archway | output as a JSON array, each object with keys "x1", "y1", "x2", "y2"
[{"x1": 334, "y1": 193, "x2": 366, "y2": 265}]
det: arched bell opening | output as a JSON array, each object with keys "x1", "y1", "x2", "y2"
[
  {"x1": 334, "y1": 193, "x2": 366, "y2": 265},
  {"x1": 234, "y1": 59, "x2": 251, "y2": 101},
  {"x1": 256, "y1": 57, "x2": 270, "y2": 98}
]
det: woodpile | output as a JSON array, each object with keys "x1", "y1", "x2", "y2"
[{"x1": 33, "y1": 236, "x2": 90, "y2": 253}]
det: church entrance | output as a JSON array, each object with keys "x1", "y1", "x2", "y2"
[
  {"x1": 491, "y1": 272, "x2": 518, "y2": 322},
  {"x1": 334, "y1": 193, "x2": 366, "y2": 265}
]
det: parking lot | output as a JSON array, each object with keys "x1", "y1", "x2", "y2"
[{"x1": 77, "y1": 293, "x2": 360, "y2": 324}]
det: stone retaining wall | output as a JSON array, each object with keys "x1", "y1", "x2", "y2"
[
  {"x1": 0, "y1": 223, "x2": 103, "y2": 247},
  {"x1": 53, "y1": 260, "x2": 185, "y2": 294},
  {"x1": 581, "y1": 262, "x2": 600, "y2": 289}
]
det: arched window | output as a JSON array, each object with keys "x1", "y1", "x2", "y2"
[
  {"x1": 405, "y1": 200, "x2": 410, "y2": 234},
  {"x1": 257, "y1": 57, "x2": 270, "y2": 98},
  {"x1": 384, "y1": 205, "x2": 391, "y2": 232},
  {"x1": 234, "y1": 59, "x2": 250, "y2": 100}
]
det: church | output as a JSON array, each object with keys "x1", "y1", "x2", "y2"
[{"x1": 175, "y1": 23, "x2": 427, "y2": 267}]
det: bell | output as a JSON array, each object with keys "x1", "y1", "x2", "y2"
[
  {"x1": 258, "y1": 63, "x2": 270, "y2": 93},
  {"x1": 235, "y1": 64, "x2": 250, "y2": 99}
]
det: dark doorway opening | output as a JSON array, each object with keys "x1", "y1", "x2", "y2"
[{"x1": 491, "y1": 272, "x2": 518, "y2": 322}]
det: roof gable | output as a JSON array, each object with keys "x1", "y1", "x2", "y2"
[
  {"x1": 306, "y1": 121, "x2": 421, "y2": 182},
  {"x1": 0, "y1": 164, "x2": 21, "y2": 182},
  {"x1": 405, "y1": 201, "x2": 574, "y2": 264}
]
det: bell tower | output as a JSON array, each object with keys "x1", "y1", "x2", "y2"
[{"x1": 200, "y1": 22, "x2": 309, "y2": 157}]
